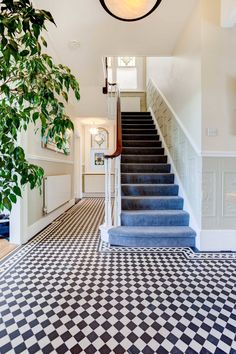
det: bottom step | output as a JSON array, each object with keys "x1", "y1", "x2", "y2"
[{"x1": 108, "y1": 226, "x2": 196, "y2": 247}]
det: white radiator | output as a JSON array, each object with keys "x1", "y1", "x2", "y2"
[{"x1": 43, "y1": 175, "x2": 71, "y2": 214}]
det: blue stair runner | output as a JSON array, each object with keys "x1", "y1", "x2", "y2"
[{"x1": 108, "y1": 112, "x2": 196, "y2": 247}]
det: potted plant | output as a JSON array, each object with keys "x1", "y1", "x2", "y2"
[{"x1": 0, "y1": 0, "x2": 80, "y2": 211}]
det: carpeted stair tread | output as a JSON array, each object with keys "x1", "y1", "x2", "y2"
[
  {"x1": 122, "y1": 196, "x2": 184, "y2": 210},
  {"x1": 121, "y1": 155, "x2": 166, "y2": 163},
  {"x1": 109, "y1": 226, "x2": 196, "y2": 247},
  {"x1": 122, "y1": 196, "x2": 183, "y2": 200},
  {"x1": 121, "y1": 173, "x2": 175, "y2": 184},
  {"x1": 122, "y1": 135, "x2": 159, "y2": 141},
  {"x1": 122, "y1": 140, "x2": 161, "y2": 147},
  {"x1": 122, "y1": 125, "x2": 156, "y2": 129},
  {"x1": 121, "y1": 163, "x2": 171, "y2": 173},
  {"x1": 121, "y1": 184, "x2": 179, "y2": 196},
  {"x1": 122, "y1": 147, "x2": 165, "y2": 154},
  {"x1": 123, "y1": 128, "x2": 157, "y2": 133},
  {"x1": 122, "y1": 112, "x2": 151, "y2": 116},
  {"x1": 109, "y1": 225, "x2": 195, "y2": 237},
  {"x1": 121, "y1": 210, "x2": 190, "y2": 227},
  {"x1": 122, "y1": 122, "x2": 155, "y2": 126},
  {"x1": 122, "y1": 117, "x2": 154, "y2": 122}
]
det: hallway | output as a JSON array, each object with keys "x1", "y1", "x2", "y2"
[{"x1": 0, "y1": 199, "x2": 236, "y2": 354}]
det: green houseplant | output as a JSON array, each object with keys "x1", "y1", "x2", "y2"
[{"x1": 0, "y1": 0, "x2": 80, "y2": 211}]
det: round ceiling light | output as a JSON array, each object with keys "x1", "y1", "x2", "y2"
[{"x1": 99, "y1": 0, "x2": 162, "y2": 22}]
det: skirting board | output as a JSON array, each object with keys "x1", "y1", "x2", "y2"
[
  {"x1": 83, "y1": 193, "x2": 115, "y2": 198},
  {"x1": 27, "y1": 199, "x2": 75, "y2": 243},
  {"x1": 200, "y1": 230, "x2": 236, "y2": 251}
]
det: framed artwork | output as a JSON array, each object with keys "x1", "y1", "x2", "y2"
[
  {"x1": 94, "y1": 152, "x2": 105, "y2": 166},
  {"x1": 42, "y1": 131, "x2": 71, "y2": 155},
  {"x1": 91, "y1": 127, "x2": 109, "y2": 149}
]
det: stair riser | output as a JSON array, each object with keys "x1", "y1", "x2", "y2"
[
  {"x1": 122, "y1": 135, "x2": 159, "y2": 141},
  {"x1": 121, "y1": 164, "x2": 171, "y2": 173},
  {"x1": 109, "y1": 236, "x2": 195, "y2": 248},
  {"x1": 121, "y1": 155, "x2": 166, "y2": 163},
  {"x1": 122, "y1": 141, "x2": 161, "y2": 147},
  {"x1": 121, "y1": 185, "x2": 179, "y2": 196},
  {"x1": 121, "y1": 214, "x2": 189, "y2": 227},
  {"x1": 121, "y1": 174, "x2": 175, "y2": 184},
  {"x1": 122, "y1": 124, "x2": 156, "y2": 129},
  {"x1": 122, "y1": 113, "x2": 151, "y2": 116},
  {"x1": 123, "y1": 129, "x2": 157, "y2": 135},
  {"x1": 122, "y1": 148, "x2": 164, "y2": 154},
  {"x1": 122, "y1": 198, "x2": 184, "y2": 210},
  {"x1": 122, "y1": 120, "x2": 154, "y2": 124}
]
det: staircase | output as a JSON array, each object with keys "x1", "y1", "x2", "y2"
[{"x1": 108, "y1": 111, "x2": 196, "y2": 248}]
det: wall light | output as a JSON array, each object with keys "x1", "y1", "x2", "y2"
[
  {"x1": 89, "y1": 122, "x2": 99, "y2": 135},
  {"x1": 99, "y1": 0, "x2": 162, "y2": 22}
]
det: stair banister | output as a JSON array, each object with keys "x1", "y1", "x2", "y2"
[
  {"x1": 104, "y1": 83, "x2": 122, "y2": 230},
  {"x1": 101, "y1": 57, "x2": 122, "y2": 236}
]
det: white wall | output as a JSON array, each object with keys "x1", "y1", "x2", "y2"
[
  {"x1": 146, "y1": 1, "x2": 202, "y2": 151},
  {"x1": 221, "y1": 0, "x2": 236, "y2": 27},
  {"x1": 11, "y1": 122, "x2": 76, "y2": 246},
  {"x1": 82, "y1": 120, "x2": 115, "y2": 196},
  {"x1": 202, "y1": 0, "x2": 236, "y2": 152},
  {"x1": 27, "y1": 124, "x2": 75, "y2": 238},
  {"x1": 33, "y1": 0, "x2": 197, "y2": 118}
]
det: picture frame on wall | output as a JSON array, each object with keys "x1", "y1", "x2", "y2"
[
  {"x1": 94, "y1": 152, "x2": 105, "y2": 166},
  {"x1": 91, "y1": 127, "x2": 109, "y2": 150},
  {"x1": 42, "y1": 131, "x2": 71, "y2": 155}
]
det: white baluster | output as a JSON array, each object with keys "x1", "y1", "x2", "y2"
[
  {"x1": 114, "y1": 156, "x2": 121, "y2": 226},
  {"x1": 107, "y1": 158, "x2": 112, "y2": 227},
  {"x1": 117, "y1": 155, "x2": 121, "y2": 226},
  {"x1": 104, "y1": 158, "x2": 109, "y2": 227}
]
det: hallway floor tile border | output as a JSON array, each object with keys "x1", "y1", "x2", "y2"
[
  {"x1": 1, "y1": 197, "x2": 236, "y2": 279},
  {"x1": 99, "y1": 241, "x2": 236, "y2": 261}
]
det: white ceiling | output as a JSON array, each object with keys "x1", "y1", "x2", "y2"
[{"x1": 33, "y1": 0, "x2": 198, "y2": 117}]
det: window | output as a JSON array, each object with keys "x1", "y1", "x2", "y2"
[
  {"x1": 118, "y1": 57, "x2": 135, "y2": 67},
  {"x1": 116, "y1": 67, "x2": 137, "y2": 90},
  {"x1": 107, "y1": 56, "x2": 142, "y2": 91},
  {"x1": 107, "y1": 57, "x2": 113, "y2": 83}
]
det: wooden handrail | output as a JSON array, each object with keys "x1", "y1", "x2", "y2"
[
  {"x1": 102, "y1": 57, "x2": 108, "y2": 94},
  {"x1": 102, "y1": 56, "x2": 122, "y2": 159},
  {"x1": 105, "y1": 88, "x2": 122, "y2": 159}
]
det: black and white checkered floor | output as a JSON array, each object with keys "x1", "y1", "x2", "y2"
[{"x1": 0, "y1": 198, "x2": 236, "y2": 354}]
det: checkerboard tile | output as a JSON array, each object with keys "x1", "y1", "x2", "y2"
[{"x1": 0, "y1": 198, "x2": 236, "y2": 354}]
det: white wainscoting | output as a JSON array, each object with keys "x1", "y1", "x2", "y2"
[
  {"x1": 147, "y1": 79, "x2": 236, "y2": 251},
  {"x1": 147, "y1": 80, "x2": 202, "y2": 240},
  {"x1": 202, "y1": 157, "x2": 236, "y2": 230},
  {"x1": 200, "y1": 230, "x2": 236, "y2": 251},
  {"x1": 83, "y1": 174, "x2": 115, "y2": 197}
]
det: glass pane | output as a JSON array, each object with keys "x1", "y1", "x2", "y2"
[
  {"x1": 117, "y1": 68, "x2": 137, "y2": 89},
  {"x1": 118, "y1": 57, "x2": 136, "y2": 67},
  {"x1": 108, "y1": 68, "x2": 113, "y2": 83},
  {"x1": 107, "y1": 57, "x2": 112, "y2": 67}
]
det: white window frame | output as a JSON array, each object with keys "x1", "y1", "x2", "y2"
[{"x1": 108, "y1": 57, "x2": 145, "y2": 92}]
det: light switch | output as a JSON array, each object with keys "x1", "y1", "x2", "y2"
[{"x1": 206, "y1": 128, "x2": 218, "y2": 137}]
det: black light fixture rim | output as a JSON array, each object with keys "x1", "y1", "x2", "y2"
[{"x1": 99, "y1": 0, "x2": 162, "y2": 22}]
